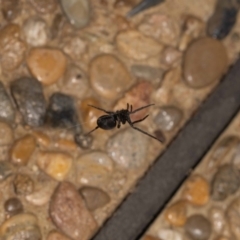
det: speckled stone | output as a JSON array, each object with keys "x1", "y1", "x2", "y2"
[
  {"x1": 50, "y1": 181, "x2": 97, "y2": 240},
  {"x1": 0, "y1": 122, "x2": 13, "y2": 146},
  {"x1": 76, "y1": 151, "x2": 113, "y2": 186},
  {"x1": 90, "y1": 54, "x2": 133, "y2": 100},
  {"x1": 0, "y1": 213, "x2": 41, "y2": 240},
  {"x1": 160, "y1": 46, "x2": 182, "y2": 68},
  {"x1": 29, "y1": 0, "x2": 57, "y2": 14},
  {"x1": 2, "y1": 0, "x2": 20, "y2": 20},
  {"x1": 27, "y1": 48, "x2": 67, "y2": 86},
  {"x1": 154, "y1": 106, "x2": 183, "y2": 132},
  {"x1": 79, "y1": 186, "x2": 110, "y2": 211},
  {"x1": 60, "y1": 0, "x2": 91, "y2": 29},
  {"x1": 11, "y1": 77, "x2": 47, "y2": 127},
  {"x1": 107, "y1": 127, "x2": 148, "y2": 169},
  {"x1": 0, "y1": 81, "x2": 15, "y2": 123},
  {"x1": 185, "y1": 214, "x2": 212, "y2": 240},
  {"x1": 211, "y1": 164, "x2": 240, "y2": 201},
  {"x1": 158, "y1": 229, "x2": 183, "y2": 240},
  {"x1": 116, "y1": 30, "x2": 163, "y2": 60},
  {"x1": 23, "y1": 16, "x2": 49, "y2": 46},
  {"x1": 209, "y1": 207, "x2": 225, "y2": 234},
  {"x1": 183, "y1": 37, "x2": 228, "y2": 88},
  {"x1": 13, "y1": 173, "x2": 34, "y2": 195}
]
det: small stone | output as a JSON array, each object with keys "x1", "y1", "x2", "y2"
[
  {"x1": 75, "y1": 133, "x2": 93, "y2": 149},
  {"x1": 46, "y1": 92, "x2": 78, "y2": 129},
  {"x1": 23, "y1": 16, "x2": 49, "y2": 47},
  {"x1": 55, "y1": 138, "x2": 77, "y2": 151},
  {"x1": 50, "y1": 181, "x2": 97, "y2": 240},
  {"x1": 160, "y1": 47, "x2": 182, "y2": 68},
  {"x1": 183, "y1": 37, "x2": 228, "y2": 88},
  {"x1": 10, "y1": 135, "x2": 36, "y2": 166},
  {"x1": 116, "y1": 30, "x2": 163, "y2": 60},
  {"x1": 32, "y1": 130, "x2": 51, "y2": 147},
  {"x1": 0, "y1": 213, "x2": 41, "y2": 240},
  {"x1": 27, "y1": 48, "x2": 67, "y2": 86},
  {"x1": 47, "y1": 231, "x2": 72, "y2": 240},
  {"x1": 11, "y1": 77, "x2": 47, "y2": 127},
  {"x1": 60, "y1": 0, "x2": 91, "y2": 29},
  {"x1": 164, "y1": 200, "x2": 187, "y2": 227},
  {"x1": 107, "y1": 127, "x2": 148, "y2": 169},
  {"x1": 130, "y1": 65, "x2": 164, "y2": 82},
  {"x1": 209, "y1": 207, "x2": 225, "y2": 234},
  {"x1": 29, "y1": 0, "x2": 57, "y2": 14},
  {"x1": 51, "y1": 14, "x2": 65, "y2": 39},
  {"x1": 158, "y1": 229, "x2": 183, "y2": 240},
  {"x1": 154, "y1": 106, "x2": 183, "y2": 132},
  {"x1": 0, "y1": 24, "x2": 27, "y2": 70},
  {"x1": 182, "y1": 175, "x2": 209, "y2": 206},
  {"x1": 114, "y1": 81, "x2": 153, "y2": 122},
  {"x1": 2, "y1": 0, "x2": 20, "y2": 21},
  {"x1": 4, "y1": 197, "x2": 23, "y2": 216},
  {"x1": 142, "y1": 235, "x2": 160, "y2": 240},
  {"x1": 90, "y1": 54, "x2": 132, "y2": 100},
  {"x1": 114, "y1": 0, "x2": 138, "y2": 7},
  {"x1": 185, "y1": 214, "x2": 212, "y2": 240},
  {"x1": 37, "y1": 151, "x2": 73, "y2": 181},
  {"x1": 0, "y1": 81, "x2": 15, "y2": 123},
  {"x1": 138, "y1": 13, "x2": 180, "y2": 46},
  {"x1": 79, "y1": 186, "x2": 110, "y2": 211},
  {"x1": 76, "y1": 151, "x2": 113, "y2": 186},
  {"x1": 13, "y1": 173, "x2": 34, "y2": 195},
  {"x1": 0, "y1": 161, "x2": 14, "y2": 182},
  {"x1": 61, "y1": 64, "x2": 89, "y2": 98},
  {"x1": 0, "y1": 122, "x2": 13, "y2": 145},
  {"x1": 211, "y1": 164, "x2": 240, "y2": 201}
]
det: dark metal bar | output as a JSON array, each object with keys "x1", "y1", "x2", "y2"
[{"x1": 92, "y1": 58, "x2": 240, "y2": 240}]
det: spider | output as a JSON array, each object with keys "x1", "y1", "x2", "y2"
[{"x1": 85, "y1": 103, "x2": 163, "y2": 142}]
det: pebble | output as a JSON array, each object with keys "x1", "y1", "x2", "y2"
[
  {"x1": 182, "y1": 175, "x2": 209, "y2": 206},
  {"x1": 55, "y1": 138, "x2": 77, "y2": 151},
  {"x1": 209, "y1": 207, "x2": 225, "y2": 234},
  {"x1": 0, "y1": 24, "x2": 27, "y2": 70},
  {"x1": 164, "y1": 200, "x2": 187, "y2": 227},
  {"x1": 47, "y1": 231, "x2": 72, "y2": 240},
  {"x1": 29, "y1": 0, "x2": 57, "y2": 14},
  {"x1": 90, "y1": 54, "x2": 132, "y2": 100},
  {"x1": 114, "y1": 81, "x2": 153, "y2": 122},
  {"x1": 154, "y1": 106, "x2": 183, "y2": 132},
  {"x1": 185, "y1": 214, "x2": 212, "y2": 240},
  {"x1": 13, "y1": 173, "x2": 34, "y2": 195},
  {"x1": 10, "y1": 135, "x2": 36, "y2": 166},
  {"x1": 76, "y1": 151, "x2": 113, "y2": 186},
  {"x1": 4, "y1": 197, "x2": 23, "y2": 216},
  {"x1": 211, "y1": 164, "x2": 240, "y2": 201},
  {"x1": 107, "y1": 127, "x2": 148, "y2": 169},
  {"x1": 60, "y1": 0, "x2": 91, "y2": 29},
  {"x1": 138, "y1": 13, "x2": 180, "y2": 46},
  {"x1": 130, "y1": 65, "x2": 164, "y2": 83},
  {"x1": 142, "y1": 235, "x2": 160, "y2": 240},
  {"x1": 32, "y1": 130, "x2": 51, "y2": 148},
  {"x1": 61, "y1": 64, "x2": 89, "y2": 98},
  {"x1": 27, "y1": 48, "x2": 67, "y2": 86},
  {"x1": 11, "y1": 77, "x2": 47, "y2": 127},
  {"x1": 75, "y1": 133, "x2": 93, "y2": 149},
  {"x1": 79, "y1": 186, "x2": 110, "y2": 211},
  {"x1": 226, "y1": 198, "x2": 240, "y2": 239},
  {"x1": 158, "y1": 229, "x2": 183, "y2": 240},
  {"x1": 50, "y1": 181, "x2": 97, "y2": 240},
  {"x1": 51, "y1": 14, "x2": 65, "y2": 39},
  {"x1": 0, "y1": 161, "x2": 14, "y2": 182},
  {"x1": 2, "y1": 0, "x2": 20, "y2": 21},
  {"x1": 183, "y1": 37, "x2": 228, "y2": 88},
  {"x1": 37, "y1": 151, "x2": 73, "y2": 181},
  {"x1": 0, "y1": 81, "x2": 15, "y2": 123},
  {"x1": 0, "y1": 122, "x2": 13, "y2": 145},
  {"x1": 116, "y1": 30, "x2": 163, "y2": 60},
  {"x1": 23, "y1": 16, "x2": 49, "y2": 47},
  {"x1": 114, "y1": 0, "x2": 138, "y2": 7},
  {"x1": 160, "y1": 47, "x2": 182, "y2": 68},
  {"x1": 0, "y1": 213, "x2": 41, "y2": 240},
  {"x1": 46, "y1": 92, "x2": 78, "y2": 129}
]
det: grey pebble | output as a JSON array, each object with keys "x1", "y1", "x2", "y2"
[
  {"x1": 0, "y1": 161, "x2": 14, "y2": 182},
  {"x1": 11, "y1": 77, "x2": 46, "y2": 127}
]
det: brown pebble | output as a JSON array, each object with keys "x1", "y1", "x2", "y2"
[
  {"x1": 32, "y1": 130, "x2": 51, "y2": 147},
  {"x1": 50, "y1": 181, "x2": 97, "y2": 240},
  {"x1": 13, "y1": 173, "x2": 34, "y2": 195},
  {"x1": 27, "y1": 48, "x2": 67, "y2": 86},
  {"x1": 0, "y1": 122, "x2": 13, "y2": 146},
  {"x1": 164, "y1": 200, "x2": 187, "y2": 226},
  {"x1": 182, "y1": 175, "x2": 209, "y2": 206},
  {"x1": 183, "y1": 37, "x2": 228, "y2": 88},
  {"x1": 142, "y1": 235, "x2": 160, "y2": 240},
  {"x1": 10, "y1": 135, "x2": 36, "y2": 166},
  {"x1": 160, "y1": 47, "x2": 182, "y2": 68},
  {"x1": 90, "y1": 54, "x2": 132, "y2": 100},
  {"x1": 55, "y1": 138, "x2": 77, "y2": 151},
  {"x1": 79, "y1": 186, "x2": 110, "y2": 211},
  {"x1": 2, "y1": 0, "x2": 20, "y2": 21},
  {"x1": 47, "y1": 231, "x2": 72, "y2": 240}
]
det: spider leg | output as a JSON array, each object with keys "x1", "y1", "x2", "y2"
[
  {"x1": 85, "y1": 126, "x2": 99, "y2": 135},
  {"x1": 130, "y1": 104, "x2": 133, "y2": 112},
  {"x1": 131, "y1": 115, "x2": 149, "y2": 124},
  {"x1": 130, "y1": 103, "x2": 155, "y2": 114},
  {"x1": 88, "y1": 104, "x2": 112, "y2": 114}
]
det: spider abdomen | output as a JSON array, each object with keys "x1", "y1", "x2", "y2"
[{"x1": 97, "y1": 115, "x2": 116, "y2": 130}]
